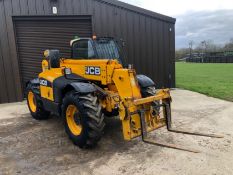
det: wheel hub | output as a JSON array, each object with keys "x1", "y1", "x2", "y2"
[
  {"x1": 28, "y1": 91, "x2": 37, "y2": 113},
  {"x1": 66, "y1": 105, "x2": 82, "y2": 136}
]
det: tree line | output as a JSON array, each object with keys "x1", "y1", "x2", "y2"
[{"x1": 176, "y1": 39, "x2": 233, "y2": 61}]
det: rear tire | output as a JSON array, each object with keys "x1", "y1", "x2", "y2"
[
  {"x1": 26, "y1": 83, "x2": 50, "y2": 120},
  {"x1": 141, "y1": 86, "x2": 160, "y2": 116},
  {"x1": 141, "y1": 86, "x2": 156, "y2": 97},
  {"x1": 62, "y1": 91, "x2": 105, "y2": 148}
]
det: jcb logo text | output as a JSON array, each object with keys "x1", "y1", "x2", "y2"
[{"x1": 85, "y1": 66, "x2": 101, "y2": 75}]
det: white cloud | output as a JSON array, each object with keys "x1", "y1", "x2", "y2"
[
  {"x1": 175, "y1": 10, "x2": 233, "y2": 48},
  {"x1": 186, "y1": 32, "x2": 195, "y2": 37},
  {"x1": 119, "y1": 1, "x2": 233, "y2": 49},
  {"x1": 120, "y1": 0, "x2": 233, "y2": 17}
]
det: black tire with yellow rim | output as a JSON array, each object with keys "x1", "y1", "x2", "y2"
[
  {"x1": 62, "y1": 91, "x2": 105, "y2": 148},
  {"x1": 141, "y1": 86, "x2": 160, "y2": 116},
  {"x1": 26, "y1": 83, "x2": 50, "y2": 120}
]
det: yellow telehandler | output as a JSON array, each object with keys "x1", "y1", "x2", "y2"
[{"x1": 26, "y1": 37, "x2": 222, "y2": 153}]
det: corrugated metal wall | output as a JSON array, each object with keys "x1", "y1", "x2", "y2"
[{"x1": 0, "y1": 0, "x2": 176, "y2": 103}]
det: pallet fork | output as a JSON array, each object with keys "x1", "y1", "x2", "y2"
[{"x1": 139, "y1": 102, "x2": 223, "y2": 153}]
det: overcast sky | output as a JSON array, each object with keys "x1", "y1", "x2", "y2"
[{"x1": 120, "y1": 0, "x2": 233, "y2": 49}]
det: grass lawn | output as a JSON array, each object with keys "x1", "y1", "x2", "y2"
[{"x1": 176, "y1": 62, "x2": 233, "y2": 102}]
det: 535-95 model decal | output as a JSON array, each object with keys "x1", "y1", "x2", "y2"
[{"x1": 85, "y1": 66, "x2": 101, "y2": 75}]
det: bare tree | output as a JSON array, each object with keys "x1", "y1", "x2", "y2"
[
  {"x1": 188, "y1": 40, "x2": 194, "y2": 56},
  {"x1": 224, "y1": 38, "x2": 233, "y2": 50}
]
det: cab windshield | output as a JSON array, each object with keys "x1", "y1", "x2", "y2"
[
  {"x1": 72, "y1": 38, "x2": 122, "y2": 63},
  {"x1": 94, "y1": 39, "x2": 120, "y2": 60}
]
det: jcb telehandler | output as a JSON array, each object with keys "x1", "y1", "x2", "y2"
[{"x1": 26, "y1": 37, "x2": 222, "y2": 153}]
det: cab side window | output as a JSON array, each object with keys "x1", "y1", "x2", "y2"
[{"x1": 72, "y1": 40, "x2": 95, "y2": 59}]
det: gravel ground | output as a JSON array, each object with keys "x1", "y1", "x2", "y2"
[{"x1": 0, "y1": 89, "x2": 233, "y2": 175}]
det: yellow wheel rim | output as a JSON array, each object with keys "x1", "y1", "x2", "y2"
[
  {"x1": 66, "y1": 105, "x2": 82, "y2": 136},
  {"x1": 28, "y1": 91, "x2": 37, "y2": 113}
]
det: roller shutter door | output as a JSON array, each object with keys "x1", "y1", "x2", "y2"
[{"x1": 14, "y1": 16, "x2": 92, "y2": 91}]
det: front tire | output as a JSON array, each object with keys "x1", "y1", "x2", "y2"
[{"x1": 62, "y1": 91, "x2": 105, "y2": 148}]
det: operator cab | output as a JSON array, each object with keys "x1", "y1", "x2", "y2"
[{"x1": 70, "y1": 37, "x2": 123, "y2": 64}]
